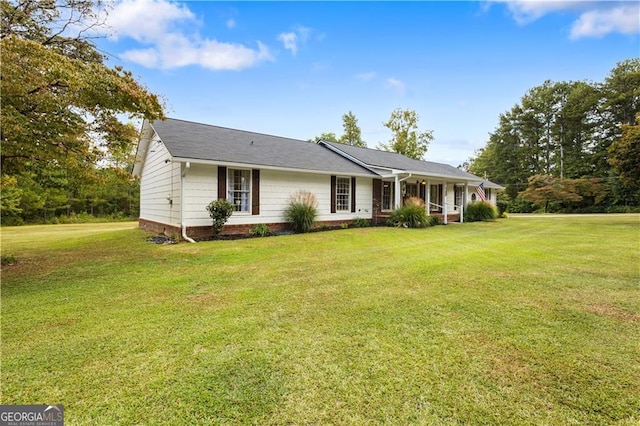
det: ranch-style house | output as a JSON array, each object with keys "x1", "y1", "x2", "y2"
[{"x1": 133, "y1": 118, "x2": 502, "y2": 241}]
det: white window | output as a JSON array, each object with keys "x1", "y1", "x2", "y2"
[
  {"x1": 228, "y1": 169, "x2": 251, "y2": 212},
  {"x1": 382, "y1": 181, "x2": 394, "y2": 211},
  {"x1": 485, "y1": 188, "x2": 492, "y2": 201},
  {"x1": 336, "y1": 177, "x2": 350, "y2": 211}
]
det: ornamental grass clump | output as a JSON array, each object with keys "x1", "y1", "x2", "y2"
[
  {"x1": 387, "y1": 197, "x2": 429, "y2": 228},
  {"x1": 464, "y1": 201, "x2": 498, "y2": 222},
  {"x1": 284, "y1": 190, "x2": 318, "y2": 233}
]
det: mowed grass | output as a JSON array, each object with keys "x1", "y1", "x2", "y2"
[{"x1": 1, "y1": 215, "x2": 639, "y2": 425}]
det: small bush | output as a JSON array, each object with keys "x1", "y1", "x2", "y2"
[
  {"x1": 387, "y1": 204, "x2": 429, "y2": 228},
  {"x1": 428, "y1": 215, "x2": 442, "y2": 226},
  {"x1": 1, "y1": 254, "x2": 17, "y2": 266},
  {"x1": 464, "y1": 201, "x2": 498, "y2": 222},
  {"x1": 206, "y1": 199, "x2": 234, "y2": 234},
  {"x1": 249, "y1": 223, "x2": 269, "y2": 237},
  {"x1": 508, "y1": 197, "x2": 536, "y2": 213},
  {"x1": 284, "y1": 190, "x2": 318, "y2": 233},
  {"x1": 352, "y1": 217, "x2": 371, "y2": 228},
  {"x1": 496, "y1": 200, "x2": 509, "y2": 217}
]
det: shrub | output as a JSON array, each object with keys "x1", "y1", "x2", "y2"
[
  {"x1": 387, "y1": 204, "x2": 429, "y2": 228},
  {"x1": 464, "y1": 201, "x2": 498, "y2": 222},
  {"x1": 1, "y1": 254, "x2": 17, "y2": 266},
  {"x1": 508, "y1": 197, "x2": 536, "y2": 213},
  {"x1": 352, "y1": 217, "x2": 371, "y2": 228},
  {"x1": 249, "y1": 223, "x2": 269, "y2": 237},
  {"x1": 206, "y1": 199, "x2": 234, "y2": 234},
  {"x1": 496, "y1": 200, "x2": 509, "y2": 217},
  {"x1": 428, "y1": 215, "x2": 442, "y2": 226},
  {"x1": 284, "y1": 190, "x2": 318, "y2": 233}
]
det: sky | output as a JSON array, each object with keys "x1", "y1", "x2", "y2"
[{"x1": 95, "y1": 0, "x2": 639, "y2": 166}]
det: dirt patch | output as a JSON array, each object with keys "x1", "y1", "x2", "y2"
[{"x1": 585, "y1": 303, "x2": 640, "y2": 323}]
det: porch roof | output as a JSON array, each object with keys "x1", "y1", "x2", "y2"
[{"x1": 320, "y1": 141, "x2": 483, "y2": 182}]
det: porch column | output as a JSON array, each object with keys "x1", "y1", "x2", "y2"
[
  {"x1": 461, "y1": 183, "x2": 468, "y2": 223},
  {"x1": 443, "y1": 183, "x2": 448, "y2": 225},
  {"x1": 394, "y1": 175, "x2": 401, "y2": 209},
  {"x1": 426, "y1": 179, "x2": 431, "y2": 216}
]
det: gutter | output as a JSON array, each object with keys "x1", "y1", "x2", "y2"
[{"x1": 180, "y1": 161, "x2": 196, "y2": 243}]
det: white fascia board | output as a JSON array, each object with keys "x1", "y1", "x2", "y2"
[
  {"x1": 132, "y1": 120, "x2": 154, "y2": 177},
  {"x1": 379, "y1": 168, "x2": 482, "y2": 183},
  {"x1": 170, "y1": 157, "x2": 377, "y2": 178}
]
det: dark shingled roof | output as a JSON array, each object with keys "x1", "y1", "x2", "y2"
[
  {"x1": 321, "y1": 141, "x2": 483, "y2": 181},
  {"x1": 150, "y1": 118, "x2": 376, "y2": 176}
]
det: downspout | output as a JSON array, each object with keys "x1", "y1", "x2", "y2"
[{"x1": 180, "y1": 162, "x2": 196, "y2": 243}]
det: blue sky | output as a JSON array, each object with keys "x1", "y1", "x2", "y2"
[{"x1": 96, "y1": 1, "x2": 639, "y2": 166}]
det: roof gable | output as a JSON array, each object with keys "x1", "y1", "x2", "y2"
[{"x1": 147, "y1": 118, "x2": 377, "y2": 176}]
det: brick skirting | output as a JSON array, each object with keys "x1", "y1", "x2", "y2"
[{"x1": 139, "y1": 218, "x2": 372, "y2": 241}]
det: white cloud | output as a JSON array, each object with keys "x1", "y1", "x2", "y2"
[
  {"x1": 355, "y1": 71, "x2": 376, "y2": 81},
  {"x1": 491, "y1": 0, "x2": 580, "y2": 25},
  {"x1": 104, "y1": 0, "x2": 272, "y2": 70},
  {"x1": 385, "y1": 78, "x2": 406, "y2": 96},
  {"x1": 106, "y1": 0, "x2": 196, "y2": 43},
  {"x1": 489, "y1": 0, "x2": 640, "y2": 38},
  {"x1": 226, "y1": 19, "x2": 236, "y2": 29},
  {"x1": 570, "y1": 4, "x2": 640, "y2": 39},
  {"x1": 278, "y1": 32, "x2": 298, "y2": 55},
  {"x1": 277, "y1": 25, "x2": 315, "y2": 55}
]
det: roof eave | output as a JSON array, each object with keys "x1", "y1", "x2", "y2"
[{"x1": 170, "y1": 157, "x2": 379, "y2": 178}]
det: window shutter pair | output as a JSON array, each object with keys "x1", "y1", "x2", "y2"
[
  {"x1": 330, "y1": 176, "x2": 356, "y2": 213},
  {"x1": 217, "y1": 166, "x2": 260, "y2": 215}
]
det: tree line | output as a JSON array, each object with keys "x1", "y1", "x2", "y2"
[{"x1": 467, "y1": 59, "x2": 640, "y2": 212}]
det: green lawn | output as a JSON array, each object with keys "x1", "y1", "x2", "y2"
[{"x1": 1, "y1": 215, "x2": 639, "y2": 425}]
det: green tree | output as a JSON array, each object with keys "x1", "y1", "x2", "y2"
[
  {"x1": 609, "y1": 113, "x2": 640, "y2": 191},
  {"x1": 339, "y1": 111, "x2": 366, "y2": 147},
  {"x1": 0, "y1": 175, "x2": 23, "y2": 222},
  {"x1": 378, "y1": 108, "x2": 433, "y2": 160},
  {"x1": 0, "y1": 0, "x2": 164, "y2": 221},
  {"x1": 310, "y1": 132, "x2": 339, "y2": 143},
  {"x1": 519, "y1": 174, "x2": 582, "y2": 212}
]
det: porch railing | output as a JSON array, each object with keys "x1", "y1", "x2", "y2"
[{"x1": 428, "y1": 202, "x2": 464, "y2": 224}]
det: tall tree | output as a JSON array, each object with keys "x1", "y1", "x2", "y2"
[
  {"x1": 594, "y1": 58, "x2": 640, "y2": 174},
  {"x1": 339, "y1": 111, "x2": 366, "y2": 147},
  {"x1": 609, "y1": 113, "x2": 640, "y2": 191},
  {"x1": 378, "y1": 108, "x2": 433, "y2": 160},
  {"x1": 0, "y1": 0, "x2": 164, "y2": 221}
]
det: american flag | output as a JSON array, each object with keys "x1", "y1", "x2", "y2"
[{"x1": 476, "y1": 182, "x2": 486, "y2": 201}]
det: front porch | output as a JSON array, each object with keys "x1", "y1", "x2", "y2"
[{"x1": 373, "y1": 177, "x2": 470, "y2": 225}]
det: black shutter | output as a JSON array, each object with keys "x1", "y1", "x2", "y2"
[
  {"x1": 218, "y1": 166, "x2": 227, "y2": 200},
  {"x1": 252, "y1": 169, "x2": 260, "y2": 215},
  {"x1": 330, "y1": 175, "x2": 336, "y2": 213},
  {"x1": 351, "y1": 177, "x2": 356, "y2": 213}
]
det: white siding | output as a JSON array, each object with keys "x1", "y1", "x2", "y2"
[
  {"x1": 139, "y1": 135, "x2": 181, "y2": 226},
  {"x1": 182, "y1": 163, "x2": 217, "y2": 225},
  {"x1": 182, "y1": 166, "x2": 374, "y2": 227}
]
